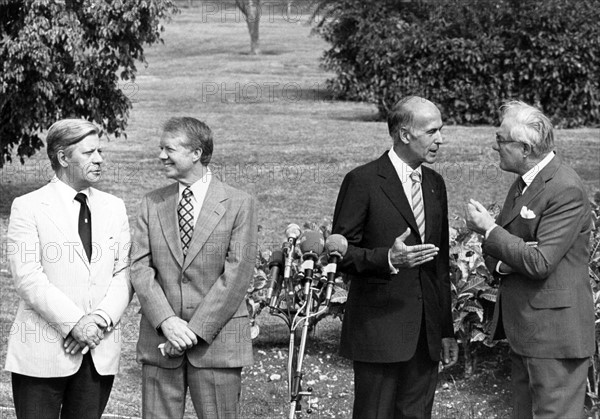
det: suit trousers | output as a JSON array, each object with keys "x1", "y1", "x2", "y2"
[
  {"x1": 11, "y1": 353, "x2": 114, "y2": 419},
  {"x1": 352, "y1": 321, "x2": 438, "y2": 419},
  {"x1": 142, "y1": 356, "x2": 242, "y2": 419},
  {"x1": 510, "y1": 351, "x2": 589, "y2": 419}
]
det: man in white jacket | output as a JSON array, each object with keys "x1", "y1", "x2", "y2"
[{"x1": 5, "y1": 119, "x2": 133, "y2": 419}]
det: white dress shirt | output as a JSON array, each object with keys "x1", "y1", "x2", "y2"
[
  {"x1": 178, "y1": 168, "x2": 212, "y2": 227},
  {"x1": 387, "y1": 148, "x2": 424, "y2": 273}
]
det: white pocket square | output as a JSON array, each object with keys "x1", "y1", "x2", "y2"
[{"x1": 520, "y1": 206, "x2": 536, "y2": 219}]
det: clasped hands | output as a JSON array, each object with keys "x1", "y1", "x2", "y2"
[
  {"x1": 389, "y1": 228, "x2": 439, "y2": 268},
  {"x1": 63, "y1": 313, "x2": 109, "y2": 355},
  {"x1": 159, "y1": 316, "x2": 198, "y2": 358}
]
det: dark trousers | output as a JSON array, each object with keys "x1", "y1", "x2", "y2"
[
  {"x1": 352, "y1": 325, "x2": 439, "y2": 419},
  {"x1": 12, "y1": 353, "x2": 114, "y2": 419}
]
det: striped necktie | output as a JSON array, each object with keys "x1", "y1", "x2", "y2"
[
  {"x1": 410, "y1": 171, "x2": 426, "y2": 243},
  {"x1": 178, "y1": 187, "x2": 194, "y2": 256}
]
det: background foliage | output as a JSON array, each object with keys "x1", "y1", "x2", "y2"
[
  {"x1": 313, "y1": 0, "x2": 600, "y2": 127},
  {"x1": 0, "y1": 0, "x2": 176, "y2": 167}
]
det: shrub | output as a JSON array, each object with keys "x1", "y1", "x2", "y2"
[{"x1": 312, "y1": 0, "x2": 600, "y2": 127}]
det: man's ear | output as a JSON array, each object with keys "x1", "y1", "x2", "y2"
[
  {"x1": 399, "y1": 128, "x2": 411, "y2": 145},
  {"x1": 522, "y1": 142, "x2": 532, "y2": 158},
  {"x1": 192, "y1": 149, "x2": 203, "y2": 163},
  {"x1": 57, "y1": 149, "x2": 69, "y2": 168}
]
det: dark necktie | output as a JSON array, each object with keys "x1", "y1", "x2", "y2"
[
  {"x1": 178, "y1": 187, "x2": 194, "y2": 257},
  {"x1": 514, "y1": 177, "x2": 526, "y2": 201},
  {"x1": 74, "y1": 192, "x2": 92, "y2": 262}
]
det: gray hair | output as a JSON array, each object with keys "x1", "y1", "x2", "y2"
[
  {"x1": 500, "y1": 100, "x2": 554, "y2": 157},
  {"x1": 162, "y1": 117, "x2": 213, "y2": 166},
  {"x1": 46, "y1": 119, "x2": 99, "y2": 171},
  {"x1": 387, "y1": 96, "x2": 424, "y2": 142}
]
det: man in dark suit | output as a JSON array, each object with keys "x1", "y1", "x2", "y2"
[
  {"x1": 130, "y1": 117, "x2": 257, "y2": 419},
  {"x1": 332, "y1": 96, "x2": 458, "y2": 419},
  {"x1": 466, "y1": 100, "x2": 594, "y2": 418}
]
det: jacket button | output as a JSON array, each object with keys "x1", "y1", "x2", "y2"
[
  {"x1": 417, "y1": 294, "x2": 423, "y2": 300},
  {"x1": 181, "y1": 277, "x2": 189, "y2": 284}
]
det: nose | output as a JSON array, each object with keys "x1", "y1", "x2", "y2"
[
  {"x1": 159, "y1": 149, "x2": 167, "y2": 160},
  {"x1": 492, "y1": 142, "x2": 500, "y2": 152},
  {"x1": 434, "y1": 131, "x2": 443, "y2": 144},
  {"x1": 92, "y1": 150, "x2": 103, "y2": 164}
]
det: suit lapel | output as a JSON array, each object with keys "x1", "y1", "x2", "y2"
[
  {"x1": 499, "y1": 155, "x2": 560, "y2": 227},
  {"x1": 183, "y1": 179, "x2": 227, "y2": 271},
  {"x1": 89, "y1": 188, "x2": 111, "y2": 267},
  {"x1": 42, "y1": 183, "x2": 90, "y2": 268},
  {"x1": 157, "y1": 183, "x2": 185, "y2": 266},
  {"x1": 378, "y1": 154, "x2": 420, "y2": 240}
]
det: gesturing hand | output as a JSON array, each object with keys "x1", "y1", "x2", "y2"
[
  {"x1": 389, "y1": 228, "x2": 439, "y2": 268},
  {"x1": 160, "y1": 316, "x2": 198, "y2": 352},
  {"x1": 465, "y1": 199, "x2": 496, "y2": 235}
]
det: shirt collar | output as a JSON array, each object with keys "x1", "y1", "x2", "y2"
[
  {"x1": 178, "y1": 167, "x2": 212, "y2": 199},
  {"x1": 522, "y1": 151, "x2": 555, "y2": 186},
  {"x1": 388, "y1": 148, "x2": 421, "y2": 183},
  {"x1": 52, "y1": 175, "x2": 93, "y2": 203}
]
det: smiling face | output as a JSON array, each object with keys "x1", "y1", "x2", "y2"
[
  {"x1": 58, "y1": 133, "x2": 103, "y2": 190},
  {"x1": 159, "y1": 131, "x2": 202, "y2": 184},
  {"x1": 397, "y1": 101, "x2": 444, "y2": 169}
]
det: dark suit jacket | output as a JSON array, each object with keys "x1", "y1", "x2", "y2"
[
  {"x1": 332, "y1": 152, "x2": 453, "y2": 363},
  {"x1": 484, "y1": 155, "x2": 594, "y2": 359},
  {"x1": 131, "y1": 178, "x2": 257, "y2": 368}
]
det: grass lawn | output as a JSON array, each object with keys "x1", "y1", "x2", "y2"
[{"x1": 1, "y1": 3, "x2": 599, "y2": 418}]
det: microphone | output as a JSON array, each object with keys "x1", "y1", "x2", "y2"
[
  {"x1": 266, "y1": 250, "x2": 284, "y2": 307},
  {"x1": 298, "y1": 231, "x2": 325, "y2": 296},
  {"x1": 323, "y1": 234, "x2": 348, "y2": 303},
  {"x1": 283, "y1": 223, "x2": 302, "y2": 280}
]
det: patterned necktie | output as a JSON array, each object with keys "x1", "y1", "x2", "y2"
[
  {"x1": 410, "y1": 171, "x2": 426, "y2": 243},
  {"x1": 178, "y1": 187, "x2": 194, "y2": 256},
  {"x1": 74, "y1": 192, "x2": 92, "y2": 262}
]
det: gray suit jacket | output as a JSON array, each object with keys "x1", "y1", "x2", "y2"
[
  {"x1": 131, "y1": 178, "x2": 257, "y2": 368},
  {"x1": 484, "y1": 155, "x2": 594, "y2": 359}
]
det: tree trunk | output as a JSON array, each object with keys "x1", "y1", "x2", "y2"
[{"x1": 236, "y1": 0, "x2": 261, "y2": 54}]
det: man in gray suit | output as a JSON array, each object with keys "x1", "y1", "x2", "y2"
[
  {"x1": 130, "y1": 117, "x2": 257, "y2": 419},
  {"x1": 466, "y1": 101, "x2": 594, "y2": 418}
]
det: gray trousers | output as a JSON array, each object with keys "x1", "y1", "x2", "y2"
[
  {"x1": 142, "y1": 357, "x2": 242, "y2": 419},
  {"x1": 510, "y1": 351, "x2": 589, "y2": 419}
]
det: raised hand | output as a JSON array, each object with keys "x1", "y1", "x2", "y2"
[
  {"x1": 160, "y1": 316, "x2": 198, "y2": 351},
  {"x1": 389, "y1": 228, "x2": 439, "y2": 268},
  {"x1": 465, "y1": 199, "x2": 496, "y2": 235}
]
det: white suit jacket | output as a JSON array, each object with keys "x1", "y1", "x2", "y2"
[{"x1": 5, "y1": 180, "x2": 133, "y2": 377}]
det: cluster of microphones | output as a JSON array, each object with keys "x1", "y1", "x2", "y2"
[{"x1": 265, "y1": 223, "x2": 349, "y2": 310}]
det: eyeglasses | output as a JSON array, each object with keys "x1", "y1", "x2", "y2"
[{"x1": 495, "y1": 137, "x2": 520, "y2": 146}]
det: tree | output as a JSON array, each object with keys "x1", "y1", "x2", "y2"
[
  {"x1": 0, "y1": 0, "x2": 177, "y2": 167},
  {"x1": 236, "y1": 0, "x2": 261, "y2": 54}
]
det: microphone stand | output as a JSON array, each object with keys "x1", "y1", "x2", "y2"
[{"x1": 288, "y1": 259, "x2": 330, "y2": 418}]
